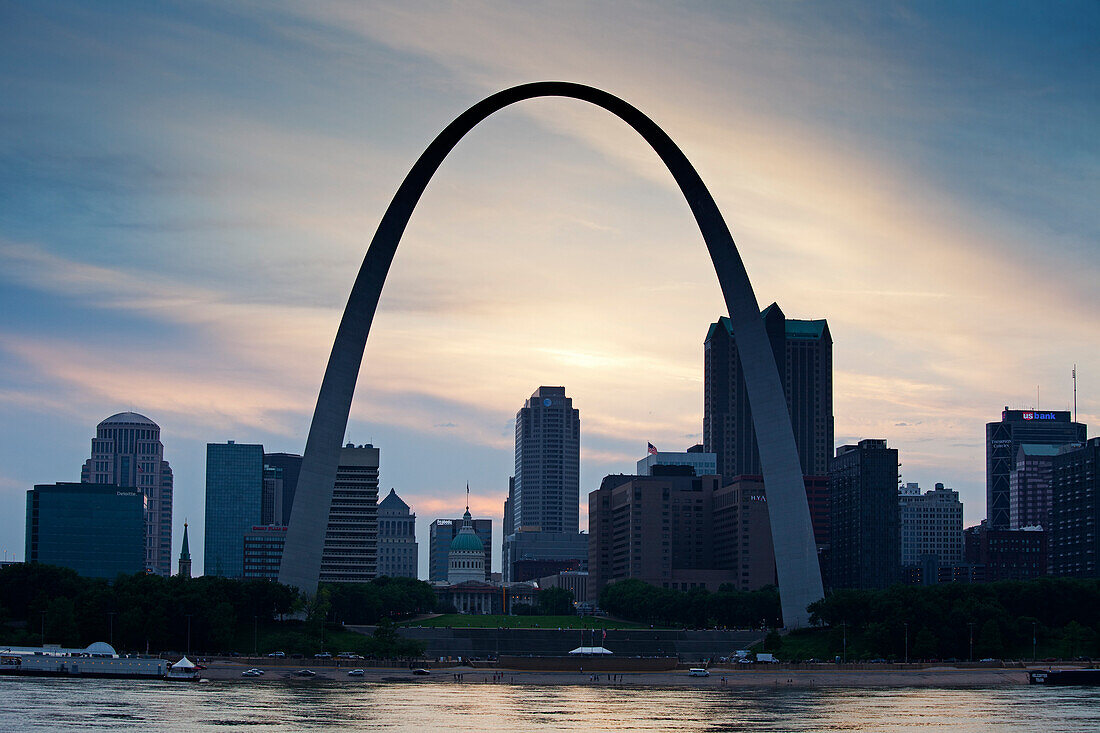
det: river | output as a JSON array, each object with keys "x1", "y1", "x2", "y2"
[{"x1": 3, "y1": 677, "x2": 1098, "y2": 731}]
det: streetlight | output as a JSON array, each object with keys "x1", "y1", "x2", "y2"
[
  {"x1": 253, "y1": 616, "x2": 258, "y2": 658},
  {"x1": 842, "y1": 621, "x2": 847, "y2": 663},
  {"x1": 185, "y1": 614, "x2": 193, "y2": 657},
  {"x1": 107, "y1": 611, "x2": 116, "y2": 646},
  {"x1": 968, "y1": 622, "x2": 975, "y2": 663},
  {"x1": 40, "y1": 611, "x2": 46, "y2": 646},
  {"x1": 1032, "y1": 621, "x2": 1037, "y2": 663},
  {"x1": 903, "y1": 622, "x2": 909, "y2": 664}
]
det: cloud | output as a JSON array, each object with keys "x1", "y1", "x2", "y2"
[{"x1": 0, "y1": 2, "x2": 1095, "y2": 562}]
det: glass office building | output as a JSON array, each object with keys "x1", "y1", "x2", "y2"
[
  {"x1": 26, "y1": 483, "x2": 144, "y2": 579},
  {"x1": 204, "y1": 441, "x2": 264, "y2": 577}
]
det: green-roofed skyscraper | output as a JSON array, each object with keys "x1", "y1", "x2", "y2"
[{"x1": 704, "y1": 303, "x2": 833, "y2": 478}]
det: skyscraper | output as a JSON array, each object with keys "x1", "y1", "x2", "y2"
[
  {"x1": 986, "y1": 409, "x2": 1085, "y2": 529},
  {"x1": 80, "y1": 412, "x2": 173, "y2": 576},
  {"x1": 263, "y1": 452, "x2": 302, "y2": 526},
  {"x1": 377, "y1": 488, "x2": 417, "y2": 579},
  {"x1": 319, "y1": 443, "x2": 379, "y2": 583},
  {"x1": 26, "y1": 483, "x2": 145, "y2": 579},
  {"x1": 898, "y1": 482, "x2": 964, "y2": 572},
  {"x1": 1050, "y1": 438, "x2": 1100, "y2": 577},
  {"x1": 204, "y1": 441, "x2": 264, "y2": 577},
  {"x1": 512, "y1": 386, "x2": 580, "y2": 534},
  {"x1": 504, "y1": 387, "x2": 587, "y2": 581},
  {"x1": 1010, "y1": 444, "x2": 1060, "y2": 529},
  {"x1": 703, "y1": 305, "x2": 833, "y2": 477},
  {"x1": 829, "y1": 439, "x2": 900, "y2": 590}
]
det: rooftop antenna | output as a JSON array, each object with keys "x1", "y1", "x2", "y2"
[
  {"x1": 1073, "y1": 364, "x2": 1078, "y2": 423},
  {"x1": 466, "y1": 482, "x2": 470, "y2": 512}
]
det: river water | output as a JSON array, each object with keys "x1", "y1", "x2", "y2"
[{"x1": 3, "y1": 678, "x2": 1098, "y2": 732}]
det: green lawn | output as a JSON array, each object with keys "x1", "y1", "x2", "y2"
[{"x1": 400, "y1": 614, "x2": 646, "y2": 629}]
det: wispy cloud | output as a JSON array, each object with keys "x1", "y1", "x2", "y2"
[{"x1": 0, "y1": 2, "x2": 1095, "y2": 566}]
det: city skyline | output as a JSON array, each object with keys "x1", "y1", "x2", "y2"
[{"x1": 1, "y1": 3, "x2": 1097, "y2": 575}]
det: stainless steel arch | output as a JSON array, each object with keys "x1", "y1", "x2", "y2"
[{"x1": 278, "y1": 82, "x2": 823, "y2": 627}]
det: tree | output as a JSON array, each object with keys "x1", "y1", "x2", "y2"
[
  {"x1": 977, "y1": 619, "x2": 1004, "y2": 659},
  {"x1": 539, "y1": 587, "x2": 575, "y2": 615},
  {"x1": 912, "y1": 627, "x2": 939, "y2": 660}
]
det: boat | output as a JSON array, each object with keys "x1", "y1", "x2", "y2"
[
  {"x1": 1029, "y1": 669, "x2": 1100, "y2": 685},
  {"x1": 0, "y1": 643, "x2": 166, "y2": 679}
]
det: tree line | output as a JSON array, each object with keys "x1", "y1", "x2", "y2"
[
  {"x1": 599, "y1": 579, "x2": 782, "y2": 628},
  {"x1": 807, "y1": 577, "x2": 1100, "y2": 660},
  {"x1": 0, "y1": 563, "x2": 435, "y2": 657},
  {"x1": 599, "y1": 576, "x2": 1100, "y2": 660}
]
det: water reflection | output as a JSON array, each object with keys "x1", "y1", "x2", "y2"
[{"x1": 2, "y1": 678, "x2": 1099, "y2": 732}]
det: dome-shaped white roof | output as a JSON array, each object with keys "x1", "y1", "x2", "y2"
[{"x1": 99, "y1": 411, "x2": 158, "y2": 427}]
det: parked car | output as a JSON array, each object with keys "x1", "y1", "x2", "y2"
[
  {"x1": 267, "y1": 651, "x2": 285, "y2": 658},
  {"x1": 314, "y1": 652, "x2": 332, "y2": 659}
]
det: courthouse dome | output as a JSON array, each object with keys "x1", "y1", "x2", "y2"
[{"x1": 450, "y1": 527, "x2": 484, "y2": 553}]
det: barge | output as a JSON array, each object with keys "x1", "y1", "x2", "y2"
[
  {"x1": 1029, "y1": 669, "x2": 1100, "y2": 686},
  {"x1": 0, "y1": 642, "x2": 167, "y2": 679}
]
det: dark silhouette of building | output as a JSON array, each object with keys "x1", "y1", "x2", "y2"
[
  {"x1": 1051, "y1": 438, "x2": 1100, "y2": 577},
  {"x1": 960, "y1": 518, "x2": 1046, "y2": 582},
  {"x1": 377, "y1": 488, "x2": 417, "y2": 579},
  {"x1": 320, "y1": 444, "x2": 379, "y2": 583},
  {"x1": 80, "y1": 412, "x2": 173, "y2": 576},
  {"x1": 243, "y1": 525, "x2": 287, "y2": 580},
  {"x1": 588, "y1": 470, "x2": 729, "y2": 601},
  {"x1": 511, "y1": 386, "x2": 580, "y2": 534},
  {"x1": 502, "y1": 476, "x2": 513, "y2": 578},
  {"x1": 263, "y1": 452, "x2": 302, "y2": 526},
  {"x1": 978, "y1": 527, "x2": 1047, "y2": 581},
  {"x1": 206, "y1": 441, "x2": 377, "y2": 581},
  {"x1": 504, "y1": 387, "x2": 586, "y2": 581},
  {"x1": 587, "y1": 468, "x2": 826, "y2": 603},
  {"x1": 1010, "y1": 444, "x2": 1060, "y2": 529},
  {"x1": 26, "y1": 483, "x2": 144, "y2": 579},
  {"x1": 829, "y1": 439, "x2": 900, "y2": 590},
  {"x1": 899, "y1": 483, "x2": 964, "y2": 577},
  {"x1": 986, "y1": 409, "x2": 1085, "y2": 529},
  {"x1": 704, "y1": 305, "x2": 833, "y2": 477}
]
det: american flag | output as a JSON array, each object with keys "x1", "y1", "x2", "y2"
[{"x1": 647, "y1": 442, "x2": 658, "y2": 455}]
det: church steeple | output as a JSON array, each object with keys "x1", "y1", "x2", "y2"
[{"x1": 178, "y1": 522, "x2": 192, "y2": 578}]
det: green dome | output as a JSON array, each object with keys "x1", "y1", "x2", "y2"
[{"x1": 450, "y1": 527, "x2": 484, "y2": 553}]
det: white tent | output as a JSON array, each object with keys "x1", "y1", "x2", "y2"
[
  {"x1": 171, "y1": 656, "x2": 197, "y2": 669},
  {"x1": 568, "y1": 646, "x2": 613, "y2": 655}
]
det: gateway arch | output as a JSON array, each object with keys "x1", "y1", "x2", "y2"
[{"x1": 278, "y1": 82, "x2": 824, "y2": 627}]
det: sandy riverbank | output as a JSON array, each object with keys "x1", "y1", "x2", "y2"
[{"x1": 196, "y1": 662, "x2": 1031, "y2": 687}]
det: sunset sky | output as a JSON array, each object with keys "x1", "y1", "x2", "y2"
[{"x1": 1, "y1": 2, "x2": 1096, "y2": 575}]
